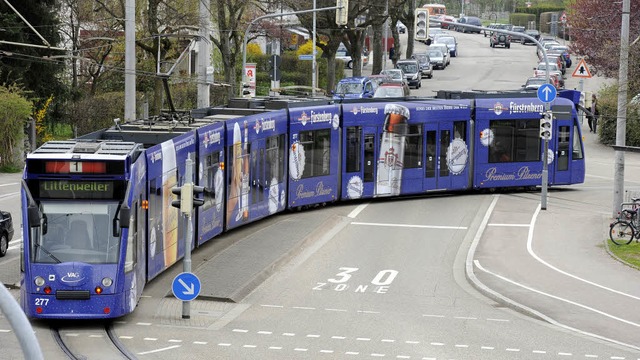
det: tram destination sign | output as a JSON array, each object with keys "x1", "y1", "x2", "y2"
[{"x1": 38, "y1": 180, "x2": 115, "y2": 199}]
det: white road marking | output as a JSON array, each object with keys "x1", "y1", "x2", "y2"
[
  {"x1": 260, "y1": 304, "x2": 284, "y2": 308},
  {"x1": 488, "y1": 223, "x2": 529, "y2": 227},
  {"x1": 325, "y1": 308, "x2": 347, "y2": 312},
  {"x1": 481, "y1": 346, "x2": 494, "y2": 350},
  {"x1": 136, "y1": 322, "x2": 152, "y2": 326},
  {"x1": 119, "y1": 335, "x2": 133, "y2": 339},
  {"x1": 371, "y1": 354, "x2": 385, "y2": 357},
  {"x1": 143, "y1": 337, "x2": 158, "y2": 341},
  {"x1": 332, "y1": 336, "x2": 346, "y2": 340},
  {"x1": 217, "y1": 343, "x2": 231, "y2": 347},
  {"x1": 357, "y1": 310, "x2": 380, "y2": 314},
  {"x1": 0, "y1": 183, "x2": 19, "y2": 187},
  {"x1": 486, "y1": 318, "x2": 510, "y2": 322},
  {"x1": 242, "y1": 345, "x2": 256, "y2": 348},
  {"x1": 381, "y1": 339, "x2": 395, "y2": 343},
  {"x1": 455, "y1": 344, "x2": 469, "y2": 348},
  {"x1": 558, "y1": 352, "x2": 572, "y2": 356},
  {"x1": 320, "y1": 350, "x2": 334, "y2": 353},
  {"x1": 610, "y1": 356, "x2": 625, "y2": 359},
  {"x1": 584, "y1": 355, "x2": 598, "y2": 358},
  {"x1": 356, "y1": 337, "x2": 371, "y2": 341},
  {"x1": 454, "y1": 316, "x2": 477, "y2": 320},
  {"x1": 268, "y1": 346, "x2": 282, "y2": 350},
  {"x1": 405, "y1": 340, "x2": 419, "y2": 344},
  {"x1": 136, "y1": 345, "x2": 180, "y2": 355},
  {"x1": 193, "y1": 341, "x2": 207, "y2": 345},
  {"x1": 294, "y1": 348, "x2": 308, "y2": 352},
  {"x1": 257, "y1": 331, "x2": 272, "y2": 335},
  {"x1": 422, "y1": 314, "x2": 445, "y2": 318},
  {"x1": 168, "y1": 339, "x2": 182, "y2": 343},
  {"x1": 430, "y1": 342, "x2": 444, "y2": 346},
  {"x1": 64, "y1": 333, "x2": 79, "y2": 337},
  {"x1": 0, "y1": 329, "x2": 11, "y2": 333},
  {"x1": 293, "y1": 306, "x2": 315, "y2": 310},
  {"x1": 475, "y1": 260, "x2": 640, "y2": 328},
  {"x1": 397, "y1": 356, "x2": 410, "y2": 359},
  {"x1": 89, "y1": 334, "x2": 104, "y2": 338},
  {"x1": 282, "y1": 332, "x2": 295, "y2": 336},
  {"x1": 346, "y1": 352, "x2": 359, "y2": 355},
  {"x1": 532, "y1": 350, "x2": 546, "y2": 354},
  {"x1": 307, "y1": 334, "x2": 321, "y2": 338},
  {"x1": 351, "y1": 222, "x2": 467, "y2": 230},
  {"x1": 528, "y1": 204, "x2": 640, "y2": 301},
  {"x1": 506, "y1": 348, "x2": 520, "y2": 352},
  {"x1": 348, "y1": 203, "x2": 369, "y2": 218},
  {"x1": 232, "y1": 329, "x2": 248, "y2": 333}
]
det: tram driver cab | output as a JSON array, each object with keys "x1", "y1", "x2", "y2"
[{"x1": 68, "y1": 219, "x2": 90, "y2": 249}]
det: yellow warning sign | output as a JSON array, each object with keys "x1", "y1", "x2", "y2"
[{"x1": 572, "y1": 59, "x2": 592, "y2": 78}]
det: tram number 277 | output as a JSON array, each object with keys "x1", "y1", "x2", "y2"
[
  {"x1": 35, "y1": 298, "x2": 49, "y2": 306},
  {"x1": 313, "y1": 267, "x2": 399, "y2": 294}
]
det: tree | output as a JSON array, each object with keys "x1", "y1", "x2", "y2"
[
  {"x1": 0, "y1": 86, "x2": 32, "y2": 169},
  {"x1": 567, "y1": 0, "x2": 640, "y2": 94}
]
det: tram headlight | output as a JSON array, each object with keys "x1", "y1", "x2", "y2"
[
  {"x1": 101, "y1": 277, "x2": 113, "y2": 287},
  {"x1": 34, "y1": 276, "x2": 45, "y2": 287}
]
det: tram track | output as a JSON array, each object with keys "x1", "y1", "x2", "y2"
[{"x1": 51, "y1": 324, "x2": 137, "y2": 360}]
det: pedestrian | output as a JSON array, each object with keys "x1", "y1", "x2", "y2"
[
  {"x1": 389, "y1": 46, "x2": 395, "y2": 65},
  {"x1": 588, "y1": 94, "x2": 599, "y2": 133}
]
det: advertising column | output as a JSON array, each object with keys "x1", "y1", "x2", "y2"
[{"x1": 245, "y1": 63, "x2": 256, "y2": 97}]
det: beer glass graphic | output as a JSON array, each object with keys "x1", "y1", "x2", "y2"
[{"x1": 376, "y1": 104, "x2": 410, "y2": 196}]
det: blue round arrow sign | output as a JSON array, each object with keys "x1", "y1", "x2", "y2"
[
  {"x1": 172, "y1": 272, "x2": 201, "y2": 301},
  {"x1": 537, "y1": 83, "x2": 557, "y2": 103}
]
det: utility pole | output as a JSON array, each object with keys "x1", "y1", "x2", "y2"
[
  {"x1": 124, "y1": 0, "x2": 136, "y2": 121},
  {"x1": 197, "y1": 0, "x2": 211, "y2": 108},
  {"x1": 613, "y1": 0, "x2": 631, "y2": 217}
]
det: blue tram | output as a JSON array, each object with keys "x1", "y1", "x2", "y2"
[{"x1": 20, "y1": 91, "x2": 585, "y2": 319}]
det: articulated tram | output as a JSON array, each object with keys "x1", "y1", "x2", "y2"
[{"x1": 20, "y1": 91, "x2": 585, "y2": 319}]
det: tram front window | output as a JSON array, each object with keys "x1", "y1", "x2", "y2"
[{"x1": 33, "y1": 201, "x2": 121, "y2": 264}]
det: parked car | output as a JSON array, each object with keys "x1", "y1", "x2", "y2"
[
  {"x1": 395, "y1": 59, "x2": 422, "y2": 89},
  {"x1": 336, "y1": 44, "x2": 369, "y2": 69},
  {"x1": 511, "y1": 26, "x2": 526, "y2": 42},
  {"x1": 433, "y1": 36, "x2": 458, "y2": 57},
  {"x1": 426, "y1": 49, "x2": 446, "y2": 70},
  {"x1": 490, "y1": 32, "x2": 511, "y2": 48},
  {"x1": 410, "y1": 52, "x2": 434, "y2": 78},
  {"x1": 547, "y1": 52, "x2": 567, "y2": 74},
  {"x1": 533, "y1": 62, "x2": 565, "y2": 89},
  {"x1": 380, "y1": 69, "x2": 407, "y2": 86},
  {"x1": 332, "y1": 76, "x2": 377, "y2": 99},
  {"x1": 396, "y1": 21, "x2": 406, "y2": 33},
  {"x1": 0, "y1": 211, "x2": 14, "y2": 257},
  {"x1": 522, "y1": 29, "x2": 541, "y2": 44},
  {"x1": 521, "y1": 76, "x2": 555, "y2": 90},
  {"x1": 548, "y1": 45, "x2": 572, "y2": 67},
  {"x1": 439, "y1": 15, "x2": 456, "y2": 29},
  {"x1": 455, "y1": 16, "x2": 482, "y2": 33},
  {"x1": 373, "y1": 82, "x2": 411, "y2": 98},
  {"x1": 429, "y1": 43, "x2": 451, "y2": 66}
]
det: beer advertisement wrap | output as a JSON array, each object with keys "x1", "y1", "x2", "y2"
[{"x1": 376, "y1": 104, "x2": 410, "y2": 196}]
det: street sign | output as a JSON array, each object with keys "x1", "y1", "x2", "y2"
[
  {"x1": 537, "y1": 83, "x2": 557, "y2": 103},
  {"x1": 172, "y1": 272, "x2": 201, "y2": 301},
  {"x1": 572, "y1": 59, "x2": 593, "y2": 78},
  {"x1": 298, "y1": 54, "x2": 314, "y2": 61},
  {"x1": 561, "y1": 11, "x2": 567, "y2": 23}
]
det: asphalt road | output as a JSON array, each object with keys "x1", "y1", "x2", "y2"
[{"x1": 1, "y1": 29, "x2": 636, "y2": 360}]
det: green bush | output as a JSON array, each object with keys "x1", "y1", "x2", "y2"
[
  {"x1": 509, "y1": 13, "x2": 536, "y2": 27},
  {"x1": 597, "y1": 84, "x2": 640, "y2": 146},
  {"x1": 0, "y1": 86, "x2": 31, "y2": 169}
]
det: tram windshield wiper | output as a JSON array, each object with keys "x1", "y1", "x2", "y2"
[{"x1": 35, "y1": 243, "x2": 61, "y2": 264}]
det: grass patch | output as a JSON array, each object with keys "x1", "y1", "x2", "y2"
[
  {"x1": 608, "y1": 239, "x2": 640, "y2": 269},
  {"x1": 0, "y1": 164, "x2": 23, "y2": 173}
]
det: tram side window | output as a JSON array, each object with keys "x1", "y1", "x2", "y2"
[
  {"x1": 299, "y1": 129, "x2": 331, "y2": 178},
  {"x1": 266, "y1": 135, "x2": 285, "y2": 183},
  {"x1": 454, "y1": 121, "x2": 467, "y2": 141},
  {"x1": 573, "y1": 125, "x2": 584, "y2": 160},
  {"x1": 404, "y1": 125, "x2": 423, "y2": 168},
  {"x1": 489, "y1": 120, "x2": 540, "y2": 163},
  {"x1": 346, "y1": 127, "x2": 362, "y2": 173},
  {"x1": 204, "y1": 152, "x2": 220, "y2": 205}
]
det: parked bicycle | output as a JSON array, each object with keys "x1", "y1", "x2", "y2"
[{"x1": 609, "y1": 197, "x2": 640, "y2": 245}]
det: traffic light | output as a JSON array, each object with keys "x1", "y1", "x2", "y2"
[
  {"x1": 172, "y1": 183, "x2": 194, "y2": 214},
  {"x1": 415, "y1": 8, "x2": 429, "y2": 42},
  {"x1": 540, "y1": 111, "x2": 553, "y2": 139},
  {"x1": 192, "y1": 185, "x2": 205, "y2": 208},
  {"x1": 336, "y1": 0, "x2": 348, "y2": 26}
]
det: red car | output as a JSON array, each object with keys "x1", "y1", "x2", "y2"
[{"x1": 373, "y1": 82, "x2": 411, "y2": 98}]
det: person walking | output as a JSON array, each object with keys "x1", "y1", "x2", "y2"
[{"x1": 588, "y1": 94, "x2": 599, "y2": 133}]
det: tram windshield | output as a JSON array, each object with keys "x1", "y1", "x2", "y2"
[{"x1": 32, "y1": 201, "x2": 121, "y2": 264}]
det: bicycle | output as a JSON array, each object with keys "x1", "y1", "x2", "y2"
[{"x1": 609, "y1": 197, "x2": 640, "y2": 245}]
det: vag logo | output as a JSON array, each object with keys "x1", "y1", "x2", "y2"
[{"x1": 61, "y1": 272, "x2": 84, "y2": 283}]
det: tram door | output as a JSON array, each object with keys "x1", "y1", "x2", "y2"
[
  {"x1": 424, "y1": 122, "x2": 454, "y2": 190},
  {"x1": 550, "y1": 105, "x2": 573, "y2": 184},
  {"x1": 362, "y1": 127, "x2": 379, "y2": 197},
  {"x1": 250, "y1": 138, "x2": 266, "y2": 217}
]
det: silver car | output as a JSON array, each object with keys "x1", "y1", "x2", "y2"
[
  {"x1": 426, "y1": 49, "x2": 446, "y2": 70},
  {"x1": 429, "y1": 44, "x2": 450, "y2": 67},
  {"x1": 434, "y1": 36, "x2": 458, "y2": 57},
  {"x1": 410, "y1": 53, "x2": 433, "y2": 79}
]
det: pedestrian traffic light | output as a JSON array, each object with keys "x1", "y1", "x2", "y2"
[
  {"x1": 540, "y1": 111, "x2": 553, "y2": 139},
  {"x1": 415, "y1": 8, "x2": 429, "y2": 42},
  {"x1": 336, "y1": 0, "x2": 348, "y2": 26}
]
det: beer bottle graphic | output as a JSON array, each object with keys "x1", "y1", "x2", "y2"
[{"x1": 376, "y1": 104, "x2": 410, "y2": 196}]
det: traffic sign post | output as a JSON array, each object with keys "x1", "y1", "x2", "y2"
[
  {"x1": 572, "y1": 58, "x2": 592, "y2": 78},
  {"x1": 537, "y1": 88, "x2": 555, "y2": 211}
]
